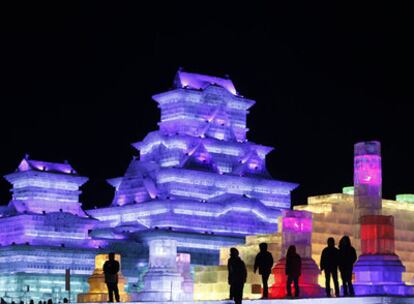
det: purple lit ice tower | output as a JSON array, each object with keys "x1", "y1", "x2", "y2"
[
  {"x1": 89, "y1": 70, "x2": 298, "y2": 258},
  {"x1": 354, "y1": 141, "x2": 382, "y2": 215},
  {"x1": 0, "y1": 156, "x2": 103, "y2": 301}
]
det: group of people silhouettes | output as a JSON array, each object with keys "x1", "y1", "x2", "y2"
[
  {"x1": 320, "y1": 236, "x2": 357, "y2": 297},
  {"x1": 227, "y1": 236, "x2": 357, "y2": 303},
  {"x1": 227, "y1": 243, "x2": 293, "y2": 303}
]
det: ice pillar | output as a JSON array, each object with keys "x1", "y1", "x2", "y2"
[
  {"x1": 136, "y1": 235, "x2": 184, "y2": 301},
  {"x1": 269, "y1": 210, "x2": 323, "y2": 298},
  {"x1": 177, "y1": 253, "x2": 194, "y2": 300},
  {"x1": 354, "y1": 141, "x2": 382, "y2": 216},
  {"x1": 353, "y1": 215, "x2": 414, "y2": 296}
]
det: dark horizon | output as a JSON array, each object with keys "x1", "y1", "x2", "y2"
[{"x1": 1, "y1": 2, "x2": 413, "y2": 209}]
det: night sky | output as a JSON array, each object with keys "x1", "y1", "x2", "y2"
[{"x1": 0, "y1": 3, "x2": 412, "y2": 209}]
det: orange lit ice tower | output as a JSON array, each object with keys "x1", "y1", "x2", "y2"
[
  {"x1": 269, "y1": 210, "x2": 323, "y2": 298},
  {"x1": 353, "y1": 141, "x2": 414, "y2": 296}
]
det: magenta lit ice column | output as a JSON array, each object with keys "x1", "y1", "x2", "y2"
[
  {"x1": 354, "y1": 141, "x2": 382, "y2": 216},
  {"x1": 269, "y1": 210, "x2": 323, "y2": 298}
]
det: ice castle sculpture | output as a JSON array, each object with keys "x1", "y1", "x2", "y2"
[
  {"x1": 0, "y1": 156, "x2": 105, "y2": 302},
  {"x1": 87, "y1": 69, "x2": 298, "y2": 265},
  {"x1": 0, "y1": 70, "x2": 298, "y2": 302}
]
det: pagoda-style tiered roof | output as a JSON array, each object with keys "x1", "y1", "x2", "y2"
[
  {"x1": 173, "y1": 70, "x2": 237, "y2": 95},
  {"x1": 17, "y1": 156, "x2": 77, "y2": 175},
  {"x1": 2, "y1": 156, "x2": 89, "y2": 217},
  {"x1": 89, "y1": 70, "x2": 298, "y2": 240}
]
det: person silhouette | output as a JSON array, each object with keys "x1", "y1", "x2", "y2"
[
  {"x1": 254, "y1": 242, "x2": 274, "y2": 299},
  {"x1": 286, "y1": 245, "x2": 301, "y2": 298},
  {"x1": 227, "y1": 248, "x2": 247, "y2": 304},
  {"x1": 103, "y1": 252, "x2": 120, "y2": 302},
  {"x1": 0, "y1": 298, "x2": 7, "y2": 304},
  {"x1": 320, "y1": 237, "x2": 340, "y2": 297},
  {"x1": 339, "y1": 236, "x2": 357, "y2": 296}
]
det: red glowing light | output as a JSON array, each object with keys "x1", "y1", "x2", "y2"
[{"x1": 360, "y1": 215, "x2": 395, "y2": 255}]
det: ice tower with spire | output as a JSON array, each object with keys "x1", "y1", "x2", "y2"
[{"x1": 89, "y1": 70, "x2": 298, "y2": 264}]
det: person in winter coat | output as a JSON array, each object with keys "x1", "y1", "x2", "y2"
[
  {"x1": 320, "y1": 237, "x2": 340, "y2": 297},
  {"x1": 228, "y1": 248, "x2": 247, "y2": 304},
  {"x1": 339, "y1": 236, "x2": 357, "y2": 296},
  {"x1": 254, "y1": 242, "x2": 274, "y2": 299},
  {"x1": 285, "y1": 245, "x2": 301, "y2": 298},
  {"x1": 103, "y1": 252, "x2": 120, "y2": 302}
]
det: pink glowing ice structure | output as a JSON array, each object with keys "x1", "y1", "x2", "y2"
[{"x1": 269, "y1": 210, "x2": 323, "y2": 298}]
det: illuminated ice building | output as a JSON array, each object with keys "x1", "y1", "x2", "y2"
[
  {"x1": 0, "y1": 70, "x2": 298, "y2": 301},
  {"x1": 89, "y1": 71, "x2": 297, "y2": 247},
  {"x1": 0, "y1": 157, "x2": 106, "y2": 301},
  {"x1": 87, "y1": 70, "x2": 298, "y2": 286}
]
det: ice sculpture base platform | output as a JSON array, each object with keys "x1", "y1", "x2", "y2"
[
  {"x1": 81, "y1": 296, "x2": 414, "y2": 303},
  {"x1": 269, "y1": 257, "x2": 324, "y2": 298},
  {"x1": 134, "y1": 270, "x2": 183, "y2": 301},
  {"x1": 354, "y1": 255, "x2": 414, "y2": 296}
]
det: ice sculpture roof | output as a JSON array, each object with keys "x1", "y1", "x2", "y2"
[
  {"x1": 174, "y1": 70, "x2": 237, "y2": 95},
  {"x1": 17, "y1": 157, "x2": 77, "y2": 175}
]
